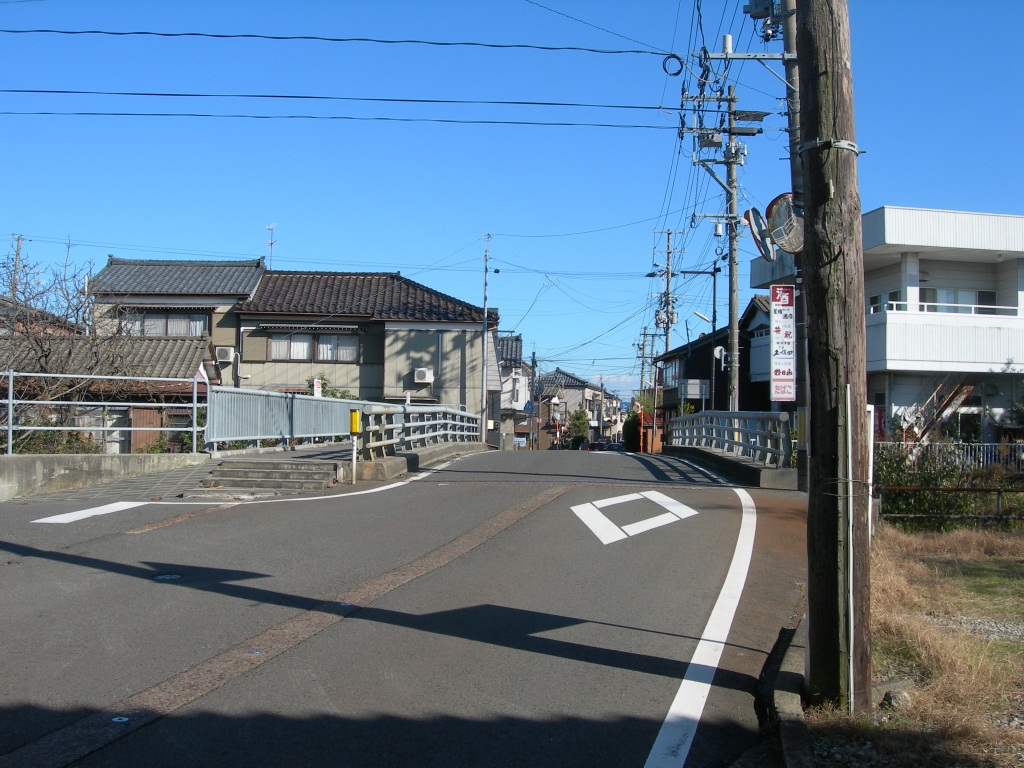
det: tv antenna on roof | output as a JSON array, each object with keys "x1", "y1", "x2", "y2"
[{"x1": 266, "y1": 224, "x2": 277, "y2": 268}]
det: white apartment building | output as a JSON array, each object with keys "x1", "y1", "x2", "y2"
[{"x1": 751, "y1": 206, "x2": 1024, "y2": 442}]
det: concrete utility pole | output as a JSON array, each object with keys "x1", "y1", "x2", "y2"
[
  {"x1": 652, "y1": 230, "x2": 678, "y2": 355},
  {"x1": 481, "y1": 235, "x2": 492, "y2": 443},
  {"x1": 529, "y1": 350, "x2": 537, "y2": 449},
  {"x1": 683, "y1": 58, "x2": 758, "y2": 414},
  {"x1": 726, "y1": 85, "x2": 740, "y2": 411},
  {"x1": 636, "y1": 328, "x2": 649, "y2": 403},
  {"x1": 797, "y1": 0, "x2": 871, "y2": 713},
  {"x1": 11, "y1": 235, "x2": 23, "y2": 300}
]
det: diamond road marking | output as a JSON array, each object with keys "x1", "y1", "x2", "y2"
[{"x1": 571, "y1": 490, "x2": 700, "y2": 545}]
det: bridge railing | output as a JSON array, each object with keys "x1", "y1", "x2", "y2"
[
  {"x1": 205, "y1": 386, "x2": 360, "y2": 449},
  {"x1": 2, "y1": 372, "x2": 481, "y2": 459},
  {"x1": 360, "y1": 403, "x2": 480, "y2": 459},
  {"x1": 666, "y1": 410, "x2": 792, "y2": 468}
]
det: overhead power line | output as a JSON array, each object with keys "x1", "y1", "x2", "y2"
[
  {"x1": 0, "y1": 28, "x2": 666, "y2": 55},
  {"x1": 0, "y1": 110, "x2": 676, "y2": 128},
  {"x1": 0, "y1": 88, "x2": 680, "y2": 113}
]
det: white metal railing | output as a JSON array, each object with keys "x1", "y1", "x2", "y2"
[
  {"x1": 869, "y1": 301, "x2": 1016, "y2": 316},
  {"x1": 667, "y1": 410, "x2": 792, "y2": 467},
  {"x1": 2, "y1": 370, "x2": 204, "y2": 454},
  {"x1": 876, "y1": 442, "x2": 1024, "y2": 471},
  {"x1": 3, "y1": 371, "x2": 482, "y2": 460},
  {"x1": 361, "y1": 403, "x2": 480, "y2": 459}
]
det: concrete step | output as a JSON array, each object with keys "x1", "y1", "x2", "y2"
[
  {"x1": 213, "y1": 460, "x2": 339, "y2": 473},
  {"x1": 201, "y1": 477, "x2": 331, "y2": 490},
  {"x1": 211, "y1": 468, "x2": 336, "y2": 482},
  {"x1": 183, "y1": 459, "x2": 340, "y2": 497}
]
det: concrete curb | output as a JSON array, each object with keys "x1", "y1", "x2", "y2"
[
  {"x1": 662, "y1": 444, "x2": 798, "y2": 489},
  {"x1": 775, "y1": 618, "x2": 814, "y2": 767},
  {"x1": 351, "y1": 442, "x2": 490, "y2": 481},
  {"x1": 0, "y1": 452, "x2": 210, "y2": 500}
]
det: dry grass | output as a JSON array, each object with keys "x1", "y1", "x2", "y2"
[{"x1": 804, "y1": 524, "x2": 1024, "y2": 767}]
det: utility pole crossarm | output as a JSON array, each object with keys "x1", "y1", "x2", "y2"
[{"x1": 702, "y1": 52, "x2": 795, "y2": 60}]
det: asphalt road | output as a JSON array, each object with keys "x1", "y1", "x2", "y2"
[{"x1": 0, "y1": 449, "x2": 807, "y2": 768}]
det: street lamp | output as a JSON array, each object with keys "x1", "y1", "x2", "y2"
[{"x1": 693, "y1": 310, "x2": 717, "y2": 410}]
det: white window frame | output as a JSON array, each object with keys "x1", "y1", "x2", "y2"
[
  {"x1": 123, "y1": 310, "x2": 208, "y2": 337},
  {"x1": 270, "y1": 331, "x2": 359, "y2": 363}
]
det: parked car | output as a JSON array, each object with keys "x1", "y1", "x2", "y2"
[{"x1": 605, "y1": 442, "x2": 625, "y2": 452}]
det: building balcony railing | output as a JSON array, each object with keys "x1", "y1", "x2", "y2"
[
  {"x1": 869, "y1": 301, "x2": 1018, "y2": 317},
  {"x1": 865, "y1": 303, "x2": 1024, "y2": 374}
]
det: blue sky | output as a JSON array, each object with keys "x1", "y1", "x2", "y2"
[{"x1": 1, "y1": 1, "x2": 1021, "y2": 401}]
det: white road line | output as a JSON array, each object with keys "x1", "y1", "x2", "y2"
[
  {"x1": 644, "y1": 487, "x2": 757, "y2": 768},
  {"x1": 32, "y1": 501, "x2": 148, "y2": 524},
  {"x1": 594, "y1": 493, "x2": 643, "y2": 509},
  {"x1": 640, "y1": 490, "x2": 699, "y2": 521},
  {"x1": 28, "y1": 462, "x2": 451, "y2": 523},
  {"x1": 571, "y1": 502, "x2": 629, "y2": 544},
  {"x1": 621, "y1": 512, "x2": 679, "y2": 537}
]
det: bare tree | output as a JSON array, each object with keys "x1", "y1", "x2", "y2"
[{"x1": 0, "y1": 237, "x2": 143, "y2": 452}]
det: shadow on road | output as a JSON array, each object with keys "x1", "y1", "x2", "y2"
[{"x1": 0, "y1": 703, "x2": 786, "y2": 768}]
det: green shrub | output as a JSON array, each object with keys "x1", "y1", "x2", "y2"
[{"x1": 875, "y1": 442, "x2": 1010, "y2": 531}]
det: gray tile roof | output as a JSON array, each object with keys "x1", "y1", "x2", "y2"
[
  {"x1": 90, "y1": 256, "x2": 265, "y2": 297},
  {"x1": 537, "y1": 368, "x2": 599, "y2": 391},
  {"x1": 238, "y1": 271, "x2": 492, "y2": 323},
  {"x1": 495, "y1": 334, "x2": 523, "y2": 367},
  {"x1": 0, "y1": 336, "x2": 210, "y2": 380}
]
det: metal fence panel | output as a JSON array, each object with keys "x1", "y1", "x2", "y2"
[{"x1": 205, "y1": 386, "x2": 361, "y2": 447}]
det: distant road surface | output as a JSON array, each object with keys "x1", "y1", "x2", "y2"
[{"x1": 0, "y1": 449, "x2": 807, "y2": 768}]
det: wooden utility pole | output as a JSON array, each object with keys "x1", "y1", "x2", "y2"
[{"x1": 798, "y1": 0, "x2": 871, "y2": 713}]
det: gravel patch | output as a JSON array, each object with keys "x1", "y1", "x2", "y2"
[{"x1": 925, "y1": 613, "x2": 1024, "y2": 643}]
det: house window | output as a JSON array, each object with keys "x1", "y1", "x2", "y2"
[
  {"x1": 123, "y1": 310, "x2": 207, "y2": 336},
  {"x1": 869, "y1": 290, "x2": 901, "y2": 314},
  {"x1": 663, "y1": 359, "x2": 679, "y2": 388},
  {"x1": 920, "y1": 288, "x2": 995, "y2": 314},
  {"x1": 977, "y1": 290, "x2": 998, "y2": 315},
  {"x1": 316, "y1": 334, "x2": 359, "y2": 362},
  {"x1": 270, "y1": 332, "x2": 358, "y2": 362}
]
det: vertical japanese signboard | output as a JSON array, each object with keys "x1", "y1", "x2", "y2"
[{"x1": 771, "y1": 285, "x2": 796, "y2": 402}]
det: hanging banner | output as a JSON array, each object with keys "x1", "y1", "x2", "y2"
[{"x1": 770, "y1": 285, "x2": 797, "y2": 402}]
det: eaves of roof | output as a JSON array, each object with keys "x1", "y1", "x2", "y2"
[{"x1": 0, "y1": 336, "x2": 209, "y2": 380}]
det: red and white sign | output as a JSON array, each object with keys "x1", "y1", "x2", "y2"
[{"x1": 770, "y1": 285, "x2": 796, "y2": 402}]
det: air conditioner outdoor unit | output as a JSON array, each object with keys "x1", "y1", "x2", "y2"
[
  {"x1": 414, "y1": 367, "x2": 434, "y2": 384},
  {"x1": 215, "y1": 346, "x2": 236, "y2": 363}
]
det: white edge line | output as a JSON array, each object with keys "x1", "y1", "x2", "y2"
[
  {"x1": 677, "y1": 458, "x2": 730, "y2": 485},
  {"x1": 643, "y1": 487, "x2": 757, "y2": 768},
  {"x1": 245, "y1": 456, "x2": 462, "y2": 505},
  {"x1": 32, "y1": 461, "x2": 450, "y2": 520},
  {"x1": 32, "y1": 501, "x2": 148, "y2": 524}
]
